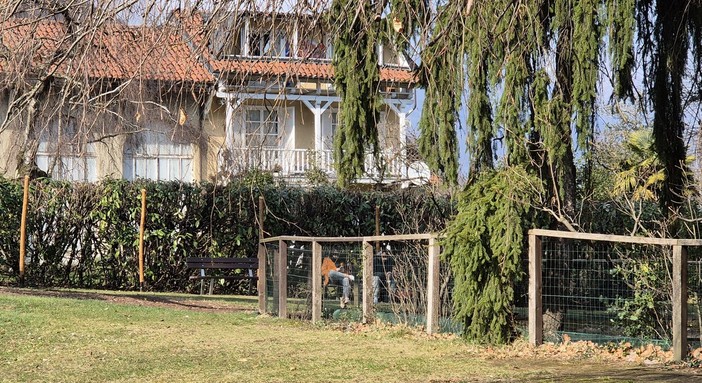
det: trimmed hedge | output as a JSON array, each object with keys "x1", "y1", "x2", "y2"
[{"x1": 0, "y1": 177, "x2": 453, "y2": 293}]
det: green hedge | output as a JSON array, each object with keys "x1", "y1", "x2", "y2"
[{"x1": 0, "y1": 178, "x2": 452, "y2": 293}]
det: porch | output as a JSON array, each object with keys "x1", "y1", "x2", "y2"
[{"x1": 229, "y1": 147, "x2": 426, "y2": 184}]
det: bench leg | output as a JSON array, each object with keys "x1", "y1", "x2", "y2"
[
  {"x1": 209, "y1": 279, "x2": 215, "y2": 295},
  {"x1": 200, "y1": 279, "x2": 204, "y2": 295}
]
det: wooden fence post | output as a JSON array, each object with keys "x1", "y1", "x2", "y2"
[
  {"x1": 278, "y1": 239, "x2": 288, "y2": 319},
  {"x1": 362, "y1": 240, "x2": 374, "y2": 324},
  {"x1": 258, "y1": 243, "x2": 267, "y2": 314},
  {"x1": 375, "y1": 205, "x2": 380, "y2": 253},
  {"x1": 19, "y1": 175, "x2": 29, "y2": 286},
  {"x1": 258, "y1": 196, "x2": 265, "y2": 239},
  {"x1": 528, "y1": 232, "x2": 543, "y2": 346},
  {"x1": 312, "y1": 241, "x2": 322, "y2": 323},
  {"x1": 138, "y1": 189, "x2": 146, "y2": 292},
  {"x1": 672, "y1": 244, "x2": 688, "y2": 361},
  {"x1": 426, "y1": 235, "x2": 440, "y2": 334}
]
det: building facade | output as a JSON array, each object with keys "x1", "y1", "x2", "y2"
[{"x1": 0, "y1": 9, "x2": 425, "y2": 186}]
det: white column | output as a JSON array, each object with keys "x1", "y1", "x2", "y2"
[
  {"x1": 292, "y1": 19, "x2": 299, "y2": 59},
  {"x1": 224, "y1": 97, "x2": 243, "y2": 149},
  {"x1": 398, "y1": 111, "x2": 407, "y2": 149},
  {"x1": 302, "y1": 100, "x2": 332, "y2": 152},
  {"x1": 225, "y1": 98, "x2": 234, "y2": 148},
  {"x1": 314, "y1": 109, "x2": 322, "y2": 151},
  {"x1": 243, "y1": 16, "x2": 250, "y2": 57}
]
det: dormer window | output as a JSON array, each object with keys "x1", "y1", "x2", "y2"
[
  {"x1": 250, "y1": 31, "x2": 288, "y2": 58},
  {"x1": 298, "y1": 37, "x2": 326, "y2": 59}
]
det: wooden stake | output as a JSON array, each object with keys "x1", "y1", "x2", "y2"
[
  {"x1": 375, "y1": 205, "x2": 380, "y2": 253},
  {"x1": 258, "y1": 195, "x2": 265, "y2": 240},
  {"x1": 19, "y1": 175, "x2": 29, "y2": 286},
  {"x1": 258, "y1": 195, "x2": 266, "y2": 313},
  {"x1": 138, "y1": 189, "x2": 146, "y2": 291}
]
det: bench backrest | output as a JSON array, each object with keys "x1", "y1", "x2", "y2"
[{"x1": 186, "y1": 257, "x2": 258, "y2": 270}]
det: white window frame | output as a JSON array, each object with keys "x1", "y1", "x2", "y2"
[
  {"x1": 248, "y1": 29, "x2": 288, "y2": 58},
  {"x1": 124, "y1": 130, "x2": 194, "y2": 182},
  {"x1": 36, "y1": 118, "x2": 97, "y2": 182},
  {"x1": 244, "y1": 107, "x2": 280, "y2": 148}
]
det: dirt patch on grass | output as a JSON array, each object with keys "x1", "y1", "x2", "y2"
[{"x1": 0, "y1": 286, "x2": 256, "y2": 313}]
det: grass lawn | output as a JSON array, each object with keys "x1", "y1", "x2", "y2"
[{"x1": 0, "y1": 288, "x2": 699, "y2": 382}]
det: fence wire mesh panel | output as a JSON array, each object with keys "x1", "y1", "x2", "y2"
[
  {"x1": 285, "y1": 243, "x2": 314, "y2": 320},
  {"x1": 264, "y1": 243, "x2": 277, "y2": 316},
  {"x1": 514, "y1": 255, "x2": 530, "y2": 337},
  {"x1": 687, "y1": 247, "x2": 702, "y2": 350},
  {"x1": 259, "y1": 234, "x2": 446, "y2": 333},
  {"x1": 375, "y1": 240, "x2": 430, "y2": 327},
  {"x1": 540, "y1": 237, "x2": 672, "y2": 346},
  {"x1": 438, "y1": 252, "x2": 456, "y2": 333},
  {"x1": 320, "y1": 243, "x2": 363, "y2": 321}
]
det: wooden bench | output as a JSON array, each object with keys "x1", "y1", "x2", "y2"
[{"x1": 186, "y1": 257, "x2": 258, "y2": 295}]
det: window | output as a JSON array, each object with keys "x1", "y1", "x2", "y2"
[
  {"x1": 245, "y1": 109, "x2": 279, "y2": 147},
  {"x1": 124, "y1": 131, "x2": 193, "y2": 182},
  {"x1": 299, "y1": 38, "x2": 326, "y2": 59},
  {"x1": 36, "y1": 119, "x2": 97, "y2": 182},
  {"x1": 250, "y1": 31, "x2": 288, "y2": 58}
]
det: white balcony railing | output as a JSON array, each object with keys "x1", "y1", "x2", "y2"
[{"x1": 228, "y1": 147, "x2": 410, "y2": 183}]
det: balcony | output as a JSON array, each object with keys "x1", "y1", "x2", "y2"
[{"x1": 227, "y1": 148, "x2": 427, "y2": 185}]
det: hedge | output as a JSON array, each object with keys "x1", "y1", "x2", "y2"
[{"x1": 0, "y1": 177, "x2": 453, "y2": 293}]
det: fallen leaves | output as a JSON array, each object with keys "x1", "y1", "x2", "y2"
[{"x1": 498, "y1": 338, "x2": 676, "y2": 366}]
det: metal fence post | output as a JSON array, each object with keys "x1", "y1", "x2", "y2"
[
  {"x1": 528, "y1": 232, "x2": 543, "y2": 346},
  {"x1": 672, "y1": 244, "x2": 688, "y2": 361}
]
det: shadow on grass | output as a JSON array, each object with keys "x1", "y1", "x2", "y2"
[
  {"x1": 551, "y1": 366, "x2": 700, "y2": 382},
  {"x1": 0, "y1": 286, "x2": 258, "y2": 313}
]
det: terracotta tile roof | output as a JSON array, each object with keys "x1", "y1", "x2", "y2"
[
  {"x1": 0, "y1": 19, "x2": 65, "y2": 73},
  {"x1": 0, "y1": 18, "x2": 213, "y2": 83},
  {"x1": 213, "y1": 59, "x2": 416, "y2": 84},
  {"x1": 0, "y1": 15, "x2": 415, "y2": 85},
  {"x1": 85, "y1": 24, "x2": 213, "y2": 83}
]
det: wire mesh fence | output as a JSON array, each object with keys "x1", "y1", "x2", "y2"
[
  {"x1": 529, "y1": 229, "x2": 702, "y2": 360},
  {"x1": 260, "y1": 234, "x2": 451, "y2": 334},
  {"x1": 686, "y1": 247, "x2": 702, "y2": 350},
  {"x1": 539, "y1": 237, "x2": 672, "y2": 345}
]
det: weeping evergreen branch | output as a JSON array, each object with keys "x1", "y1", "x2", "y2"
[
  {"x1": 331, "y1": 0, "x2": 382, "y2": 187},
  {"x1": 417, "y1": 4, "x2": 463, "y2": 185},
  {"x1": 650, "y1": 0, "x2": 693, "y2": 211},
  {"x1": 444, "y1": 166, "x2": 542, "y2": 344},
  {"x1": 572, "y1": 0, "x2": 600, "y2": 150},
  {"x1": 606, "y1": 0, "x2": 636, "y2": 100}
]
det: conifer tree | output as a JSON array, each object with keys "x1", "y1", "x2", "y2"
[{"x1": 330, "y1": 0, "x2": 702, "y2": 342}]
